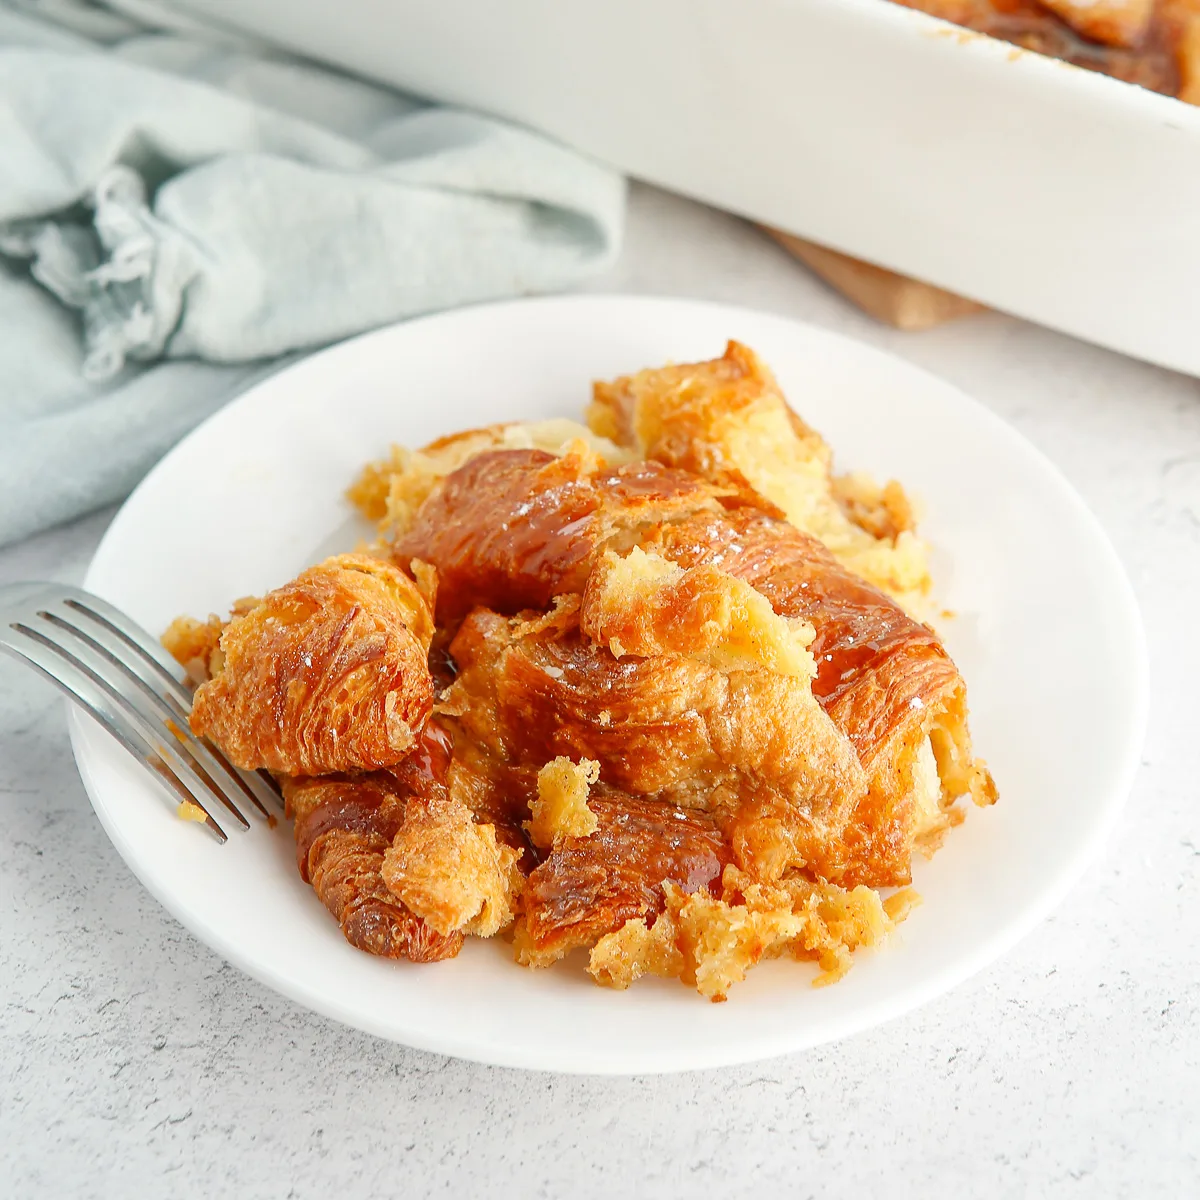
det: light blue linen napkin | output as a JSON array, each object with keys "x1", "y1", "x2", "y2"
[{"x1": 0, "y1": 1, "x2": 625, "y2": 547}]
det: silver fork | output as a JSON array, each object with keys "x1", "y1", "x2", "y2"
[{"x1": 0, "y1": 581, "x2": 281, "y2": 842}]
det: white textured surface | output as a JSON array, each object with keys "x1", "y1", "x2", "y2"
[{"x1": 2, "y1": 185, "x2": 1197, "y2": 1196}]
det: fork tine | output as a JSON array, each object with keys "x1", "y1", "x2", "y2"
[
  {"x1": 0, "y1": 636, "x2": 228, "y2": 843},
  {"x1": 11, "y1": 622, "x2": 251, "y2": 831},
  {"x1": 256, "y1": 768, "x2": 283, "y2": 798},
  {"x1": 38, "y1": 607, "x2": 279, "y2": 819},
  {"x1": 66, "y1": 590, "x2": 287, "y2": 809},
  {"x1": 59, "y1": 590, "x2": 194, "y2": 701}
]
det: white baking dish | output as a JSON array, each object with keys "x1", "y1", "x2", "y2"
[{"x1": 174, "y1": 0, "x2": 1200, "y2": 374}]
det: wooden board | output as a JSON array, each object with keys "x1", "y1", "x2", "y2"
[{"x1": 764, "y1": 228, "x2": 986, "y2": 331}]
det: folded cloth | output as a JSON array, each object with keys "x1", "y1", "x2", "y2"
[{"x1": 0, "y1": 0, "x2": 625, "y2": 548}]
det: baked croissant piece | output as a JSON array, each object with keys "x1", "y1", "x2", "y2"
[
  {"x1": 171, "y1": 553, "x2": 436, "y2": 776},
  {"x1": 391, "y1": 445, "x2": 724, "y2": 628},
  {"x1": 283, "y1": 718, "x2": 524, "y2": 962},
  {"x1": 589, "y1": 339, "x2": 931, "y2": 613},
  {"x1": 283, "y1": 769, "x2": 461, "y2": 963},
  {"x1": 644, "y1": 506, "x2": 995, "y2": 884},
  {"x1": 519, "y1": 786, "x2": 731, "y2": 965},
  {"x1": 445, "y1": 598, "x2": 865, "y2": 873}
]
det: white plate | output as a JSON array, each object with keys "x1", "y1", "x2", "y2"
[{"x1": 72, "y1": 296, "x2": 1147, "y2": 1074}]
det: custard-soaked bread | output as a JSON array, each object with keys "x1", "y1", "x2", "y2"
[
  {"x1": 186, "y1": 553, "x2": 436, "y2": 775},
  {"x1": 348, "y1": 419, "x2": 634, "y2": 536},
  {"x1": 579, "y1": 545, "x2": 814, "y2": 677},
  {"x1": 283, "y1": 770, "x2": 462, "y2": 963},
  {"x1": 516, "y1": 789, "x2": 732, "y2": 966},
  {"x1": 446, "y1": 604, "x2": 866, "y2": 863},
  {"x1": 381, "y1": 788, "x2": 523, "y2": 938},
  {"x1": 526, "y1": 757, "x2": 601, "y2": 850},
  {"x1": 396, "y1": 442, "x2": 989, "y2": 886},
  {"x1": 645, "y1": 506, "x2": 995, "y2": 885},
  {"x1": 285, "y1": 719, "x2": 526, "y2": 959},
  {"x1": 589, "y1": 340, "x2": 931, "y2": 612},
  {"x1": 589, "y1": 871, "x2": 918, "y2": 1001}
]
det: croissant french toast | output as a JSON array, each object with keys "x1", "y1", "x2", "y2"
[
  {"x1": 167, "y1": 340, "x2": 995, "y2": 1000},
  {"x1": 445, "y1": 598, "x2": 866, "y2": 867},
  {"x1": 518, "y1": 787, "x2": 732, "y2": 965}
]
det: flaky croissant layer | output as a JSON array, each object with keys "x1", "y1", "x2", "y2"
[{"x1": 180, "y1": 554, "x2": 437, "y2": 777}]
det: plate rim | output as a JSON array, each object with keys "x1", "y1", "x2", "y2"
[{"x1": 72, "y1": 293, "x2": 1150, "y2": 1073}]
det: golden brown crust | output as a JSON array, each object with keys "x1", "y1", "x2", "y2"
[
  {"x1": 381, "y1": 789, "x2": 522, "y2": 938},
  {"x1": 189, "y1": 554, "x2": 436, "y2": 775},
  {"x1": 348, "y1": 419, "x2": 635, "y2": 537},
  {"x1": 445, "y1": 606, "x2": 865, "y2": 847},
  {"x1": 396, "y1": 438, "x2": 978, "y2": 886},
  {"x1": 645, "y1": 509, "x2": 949, "y2": 758},
  {"x1": 448, "y1": 607, "x2": 728, "y2": 796},
  {"x1": 391, "y1": 447, "x2": 723, "y2": 628},
  {"x1": 644, "y1": 505, "x2": 993, "y2": 884},
  {"x1": 589, "y1": 340, "x2": 932, "y2": 613},
  {"x1": 589, "y1": 339, "x2": 829, "y2": 499},
  {"x1": 283, "y1": 772, "x2": 463, "y2": 963},
  {"x1": 519, "y1": 789, "x2": 732, "y2": 962}
]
